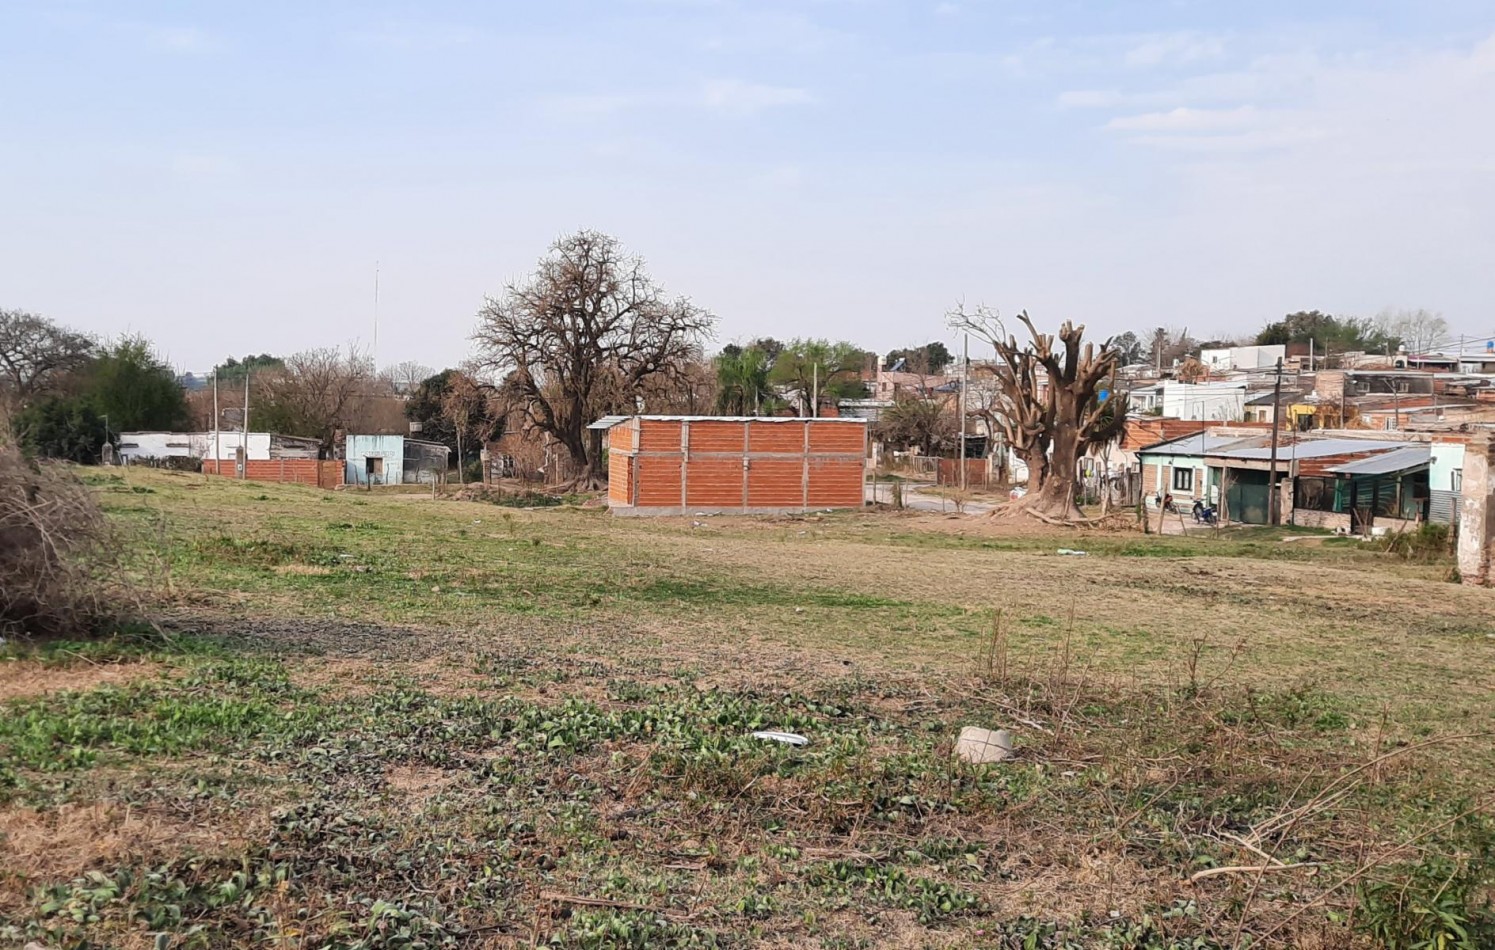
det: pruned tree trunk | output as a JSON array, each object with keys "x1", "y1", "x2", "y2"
[{"x1": 948, "y1": 308, "x2": 1128, "y2": 525}]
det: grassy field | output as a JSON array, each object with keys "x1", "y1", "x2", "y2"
[{"x1": 2, "y1": 468, "x2": 1493, "y2": 948}]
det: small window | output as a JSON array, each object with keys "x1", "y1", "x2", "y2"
[
  {"x1": 1173, "y1": 467, "x2": 1194, "y2": 492},
  {"x1": 366, "y1": 457, "x2": 384, "y2": 476},
  {"x1": 1452, "y1": 469, "x2": 1462, "y2": 493}
]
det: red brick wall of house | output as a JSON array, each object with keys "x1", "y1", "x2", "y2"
[{"x1": 608, "y1": 418, "x2": 866, "y2": 512}]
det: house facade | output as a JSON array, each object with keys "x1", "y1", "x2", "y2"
[{"x1": 344, "y1": 434, "x2": 451, "y2": 486}]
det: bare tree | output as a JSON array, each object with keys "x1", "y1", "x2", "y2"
[
  {"x1": 950, "y1": 306, "x2": 1128, "y2": 523},
  {"x1": 0, "y1": 310, "x2": 95, "y2": 405},
  {"x1": 253, "y1": 345, "x2": 374, "y2": 447},
  {"x1": 383, "y1": 360, "x2": 436, "y2": 395},
  {"x1": 1147, "y1": 325, "x2": 1196, "y2": 373},
  {"x1": 1375, "y1": 308, "x2": 1449, "y2": 355},
  {"x1": 875, "y1": 394, "x2": 955, "y2": 456},
  {"x1": 441, "y1": 371, "x2": 494, "y2": 484},
  {"x1": 473, "y1": 231, "x2": 716, "y2": 488}
]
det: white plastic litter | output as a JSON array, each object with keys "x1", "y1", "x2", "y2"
[
  {"x1": 955, "y1": 727, "x2": 1013, "y2": 764},
  {"x1": 751, "y1": 731, "x2": 809, "y2": 747},
  {"x1": 1056, "y1": 548, "x2": 1088, "y2": 556}
]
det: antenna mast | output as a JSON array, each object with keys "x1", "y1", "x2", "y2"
[{"x1": 373, "y1": 261, "x2": 380, "y2": 366}]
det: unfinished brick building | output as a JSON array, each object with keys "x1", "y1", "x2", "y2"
[{"x1": 599, "y1": 416, "x2": 868, "y2": 515}]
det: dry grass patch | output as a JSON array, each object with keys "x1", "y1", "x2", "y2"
[
  {"x1": 384, "y1": 764, "x2": 461, "y2": 806},
  {"x1": 0, "y1": 659, "x2": 167, "y2": 703},
  {"x1": 0, "y1": 802, "x2": 255, "y2": 911},
  {"x1": 271, "y1": 563, "x2": 333, "y2": 576}
]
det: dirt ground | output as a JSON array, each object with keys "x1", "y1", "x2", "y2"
[{"x1": 1, "y1": 469, "x2": 1491, "y2": 948}]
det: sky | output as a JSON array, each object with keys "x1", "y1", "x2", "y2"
[{"x1": 3, "y1": 1, "x2": 1494, "y2": 373}]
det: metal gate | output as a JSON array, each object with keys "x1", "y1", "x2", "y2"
[{"x1": 1226, "y1": 470, "x2": 1271, "y2": 525}]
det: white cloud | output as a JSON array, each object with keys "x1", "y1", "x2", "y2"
[
  {"x1": 1123, "y1": 31, "x2": 1226, "y2": 68},
  {"x1": 1106, "y1": 105, "x2": 1262, "y2": 133},
  {"x1": 1126, "y1": 126, "x2": 1327, "y2": 152},
  {"x1": 701, "y1": 79, "x2": 814, "y2": 115}
]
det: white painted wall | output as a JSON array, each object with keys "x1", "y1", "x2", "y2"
[
  {"x1": 1200, "y1": 345, "x2": 1285, "y2": 372},
  {"x1": 1161, "y1": 382, "x2": 1246, "y2": 421},
  {"x1": 117, "y1": 431, "x2": 272, "y2": 462}
]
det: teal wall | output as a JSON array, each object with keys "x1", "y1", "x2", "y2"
[{"x1": 345, "y1": 434, "x2": 406, "y2": 486}]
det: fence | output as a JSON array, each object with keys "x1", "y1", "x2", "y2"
[
  {"x1": 936, "y1": 458, "x2": 997, "y2": 488},
  {"x1": 204, "y1": 459, "x2": 343, "y2": 488}
]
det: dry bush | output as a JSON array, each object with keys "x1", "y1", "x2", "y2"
[{"x1": 0, "y1": 445, "x2": 117, "y2": 637}]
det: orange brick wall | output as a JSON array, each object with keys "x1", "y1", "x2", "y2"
[
  {"x1": 746, "y1": 458, "x2": 804, "y2": 507},
  {"x1": 807, "y1": 459, "x2": 865, "y2": 506},
  {"x1": 204, "y1": 459, "x2": 342, "y2": 488},
  {"x1": 635, "y1": 456, "x2": 683, "y2": 507},
  {"x1": 748, "y1": 421, "x2": 804, "y2": 453},
  {"x1": 608, "y1": 418, "x2": 865, "y2": 512},
  {"x1": 607, "y1": 422, "x2": 637, "y2": 505}
]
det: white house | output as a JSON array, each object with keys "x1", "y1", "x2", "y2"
[
  {"x1": 116, "y1": 431, "x2": 319, "y2": 464},
  {"x1": 1160, "y1": 382, "x2": 1247, "y2": 422},
  {"x1": 1200, "y1": 344, "x2": 1286, "y2": 373}
]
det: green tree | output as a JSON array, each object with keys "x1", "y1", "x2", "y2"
[
  {"x1": 883, "y1": 341, "x2": 952, "y2": 373},
  {"x1": 1106, "y1": 331, "x2": 1145, "y2": 365},
  {"x1": 211, "y1": 354, "x2": 284, "y2": 382},
  {"x1": 769, "y1": 339, "x2": 869, "y2": 416},
  {"x1": 749, "y1": 338, "x2": 784, "y2": 366},
  {"x1": 713, "y1": 345, "x2": 775, "y2": 415},
  {"x1": 14, "y1": 396, "x2": 108, "y2": 463},
  {"x1": 89, "y1": 336, "x2": 189, "y2": 432},
  {"x1": 1257, "y1": 310, "x2": 1399, "y2": 356},
  {"x1": 404, "y1": 369, "x2": 498, "y2": 463}
]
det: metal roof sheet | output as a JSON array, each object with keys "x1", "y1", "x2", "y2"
[
  {"x1": 1214, "y1": 438, "x2": 1406, "y2": 460},
  {"x1": 1325, "y1": 444, "x2": 1431, "y2": 476},
  {"x1": 587, "y1": 415, "x2": 632, "y2": 430},
  {"x1": 1139, "y1": 432, "x2": 1267, "y2": 456}
]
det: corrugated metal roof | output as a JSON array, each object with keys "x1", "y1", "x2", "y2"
[
  {"x1": 1139, "y1": 432, "x2": 1267, "y2": 456},
  {"x1": 1215, "y1": 438, "x2": 1406, "y2": 460},
  {"x1": 587, "y1": 415, "x2": 632, "y2": 430},
  {"x1": 1325, "y1": 444, "x2": 1430, "y2": 476}
]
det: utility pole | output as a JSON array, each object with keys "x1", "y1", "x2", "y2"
[
  {"x1": 811, "y1": 363, "x2": 818, "y2": 418},
  {"x1": 960, "y1": 333, "x2": 969, "y2": 491},
  {"x1": 241, "y1": 370, "x2": 250, "y2": 479},
  {"x1": 213, "y1": 373, "x2": 221, "y2": 475},
  {"x1": 1267, "y1": 357, "x2": 1284, "y2": 525}
]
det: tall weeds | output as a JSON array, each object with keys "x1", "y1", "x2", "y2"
[{"x1": 0, "y1": 446, "x2": 119, "y2": 637}]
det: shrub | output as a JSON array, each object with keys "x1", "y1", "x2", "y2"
[
  {"x1": 1380, "y1": 523, "x2": 1453, "y2": 562},
  {"x1": 0, "y1": 445, "x2": 118, "y2": 636}
]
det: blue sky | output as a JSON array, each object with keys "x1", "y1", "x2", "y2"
[{"x1": 3, "y1": 1, "x2": 1493, "y2": 371}]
